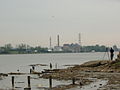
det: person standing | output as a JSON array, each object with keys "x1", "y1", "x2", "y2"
[{"x1": 110, "y1": 47, "x2": 114, "y2": 60}]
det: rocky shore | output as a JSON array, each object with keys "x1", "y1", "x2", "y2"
[{"x1": 41, "y1": 58, "x2": 120, "y2": 90}]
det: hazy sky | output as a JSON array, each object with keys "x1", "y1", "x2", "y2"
[{"x1": 0, "y1": 0, "x2": 120, "y2": 47}]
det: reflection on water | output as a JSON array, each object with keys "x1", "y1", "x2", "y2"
[
  {"x1": 68, "y1": 79, "x2": 108, "y2": 90},
  {"x1": 0, "y1": 74, "x2": 71, "y2": 90},
  {"x1": 0, "y1": 52, "x2": 118, "y2": 89}
]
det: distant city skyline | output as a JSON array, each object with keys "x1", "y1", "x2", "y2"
[{"x1": 0, "y1": 0, "x2": 120, "y2": 47}]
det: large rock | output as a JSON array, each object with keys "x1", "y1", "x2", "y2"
[
  {"x1": 115, "y1": 52, "x2": 120, "y2": 61},
  {"x1": 80, "y1": 60, "x2": 109, "y2": 67}
]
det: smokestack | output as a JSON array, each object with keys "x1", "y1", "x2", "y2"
[
  {"x1": 57, "y1": 35, "x2": 59, "y2": 47},
  {"x1": 79, "y1": 33, "x2": 81, "y2": 46},
  {"x1": 50, "y1": 37, "x2": 51, "y2": 49}
]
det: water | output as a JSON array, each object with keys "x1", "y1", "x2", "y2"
[
  {"x1": 0, "y1": 52, "x2": 113, "y2": 73},
  {"x1": 68, "y1": 79, "x2": 108, "y2": 90},
  {"x1": 0, "y1": 52, "x2": 118, "y2": 89},
  {"x1": 0, "y1": 74, "x2": 71, "y2": 90}
]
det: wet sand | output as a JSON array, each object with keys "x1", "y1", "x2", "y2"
[{"x1": 41, "y1": 60, "x2": 120, "y2": 90}]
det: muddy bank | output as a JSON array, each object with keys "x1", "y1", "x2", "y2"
[{"x1": 41, "y1": 60, "x2": 120, "y2": 90}]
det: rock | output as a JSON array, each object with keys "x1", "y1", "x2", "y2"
[
  {"x1": 115, "y1": 52, "x2": 120, "y2": 61},
  {"x1": 108, "y1": 70, "x2": 114, "y2": 73},
  {"x1": 0, "y1": 73, "x2": 8, "y2": 77},
  {"x1": 24, "y1": 87, "x2": 31, "y2": 90},
  {"x1": 100, "y1": 84, "x2": 102, "y2": 86},
  {"x1": 79, "y1": 81, "x2": 83, "y2": 86},
  {"x1": 80, "y1": 60, "x2": 109, "y2": 67}
]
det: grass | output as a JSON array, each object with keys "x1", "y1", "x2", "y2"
[{"x1": 112, "y1": 61, "x2": 120, "y2": 66}]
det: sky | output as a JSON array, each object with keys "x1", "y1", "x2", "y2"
[{"x1": 0, "y1": 0, "x2": 120, "y2": 47}]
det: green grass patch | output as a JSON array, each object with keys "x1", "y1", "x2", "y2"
[{"x1": 112, "y1": 61, "x2": 120, "y2": 66}]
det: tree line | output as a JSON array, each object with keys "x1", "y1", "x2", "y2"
[
  {"x1": 81, "y1": 45, "x2": 119, "y2": 52},
  {"x1": 0, "y1": 44, "x2": 48, "y2": 54},
  {"x1": 0, "y1": 44, "x2": 119, "y2": 54}
]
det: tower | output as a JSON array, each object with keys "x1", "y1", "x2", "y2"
[
  {"x1": 79, "y1": 33, "x2": 81, "y2": 46},
  {"x1": 50, "y1": 37, "x2": 52, "y2": 49},
  {"x1": 57, "y1": 35, "x2": 59, "y2": 47},
  {"x1": 53, "y1": 35, "x2": 62, "y2": 52}
]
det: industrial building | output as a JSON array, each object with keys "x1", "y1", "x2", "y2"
[
  {"x1": 48, "y1": 33, "x2": 82, "y2": 52},
  {"x1": 63, "y1": 43, "x2": 81, "y2": 53},
  {"x1": 53, "y1": 35, "x2": 63, "y2": 52}
]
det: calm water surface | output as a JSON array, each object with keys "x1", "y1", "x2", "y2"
[
  {"x1": 0, "y1": 52, "x2": 118, "y2": 89},
  {"x1": 0, "y1": 52, "x2": 112, "y2": 73}
]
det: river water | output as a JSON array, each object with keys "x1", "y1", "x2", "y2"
[{"x1": 0, "y1": 52, "x2": 118, "y2": 89}]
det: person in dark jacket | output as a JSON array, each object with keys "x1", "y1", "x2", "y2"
[{"x1": 110, "y1": 47, "x2": 114, "y2": 60}]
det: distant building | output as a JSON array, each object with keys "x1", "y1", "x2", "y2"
[
  {"x1": 63, "y1": 43, "x2": 81, "y2": 53},
  {"x1": 53, "y1": 35, "x2": 63, "y2": 52},
  {"x1": 53, "y1": 46, "x2": 63, "y2": 52},
  {"x1": 113, "y1": 45, "x2": 119, "y2": 51},
  {"x1": 48, "y1": 37, "x2": 53, "y2": 52},
  {"x1": 62, "y1": 44, "x2": 72, "y2": 52},
  {"x1": 48, "y1": 48, "x2": 53, "y2": 52}
]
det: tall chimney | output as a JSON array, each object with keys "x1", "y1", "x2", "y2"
[
  {"x1": 50, "y1": 37, "x2": 51, "y2": 49},
  {"x1": 57, "y1": 35, "x2": 59, "y2": 47},
  {"x1": 79, "y1": 33, "x2": 81, "y2": 46}
]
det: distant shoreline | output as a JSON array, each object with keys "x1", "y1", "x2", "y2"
[{"x1": 0, "y1": 52, "x2": 107, "y2": 56}]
